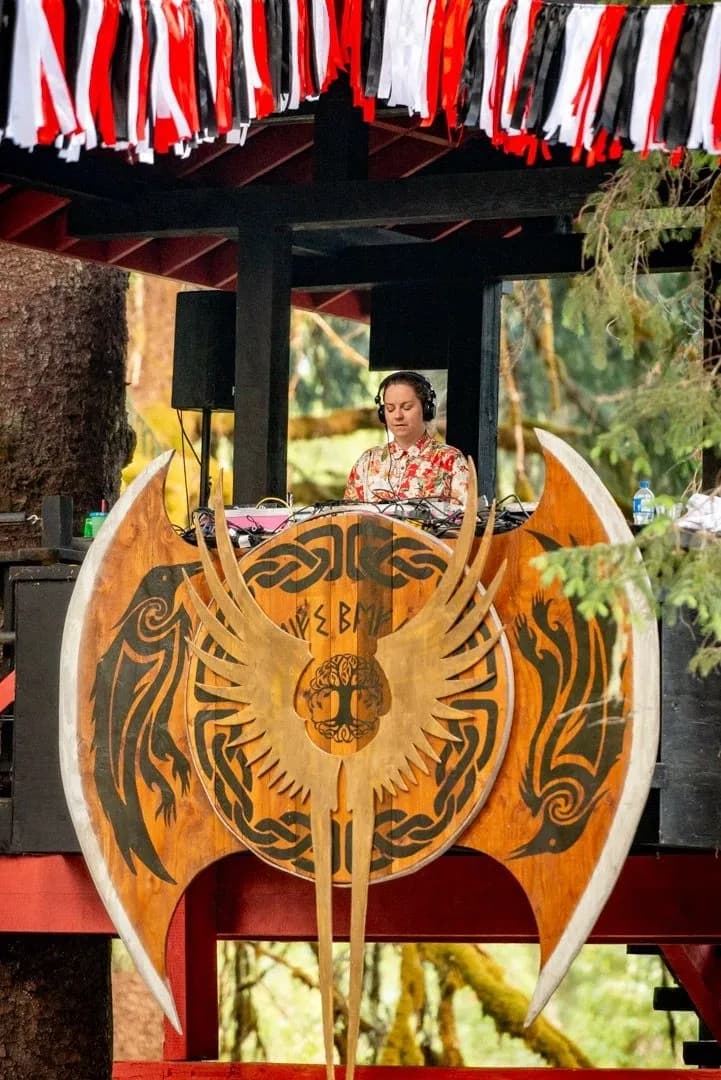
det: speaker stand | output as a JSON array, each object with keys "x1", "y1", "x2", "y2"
[{"x1": 199, "y1": 407, "x2": 212, "y2": 508}]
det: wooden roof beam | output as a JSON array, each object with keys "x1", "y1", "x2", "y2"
[
  {"x1": 291, "y1": 232, "x2": 696, "y2": 290},
  {"x1": 105, "y1": 237, "x2": 155, "y2": 264},
  {"x1": 158, "y1": 236, "x2": 228, "y2": 276},
  {"x1": 201, "y1": 124, "x2": 316, "y2": 187},
  {"x1": 0, "y1": 191, "x2": 69, "y2": 240},
  {"x1": 69, "y1": 166, "x2": 616, "y2": 238},
  {"x1": 368, "y1": 134, "x2": 452, "y2": 179}
]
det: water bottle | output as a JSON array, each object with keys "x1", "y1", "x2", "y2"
[{"x1": 632, "y1": 480, "x2": 654, "y2": 525}]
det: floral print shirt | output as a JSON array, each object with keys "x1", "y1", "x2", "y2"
[{"x1": 344, "y1": 432, "x2": 469, "y2": 505}]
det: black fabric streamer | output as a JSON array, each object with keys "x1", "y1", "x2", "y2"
[
  {"x1": 659, "y1": 3, "x2": 713, "y2": 150},
  {"x1": 0, "y1": 0, "x2": 17, "y2": 130},
  {"x1": 364, "y1": 0, "x2": 388, "y2": 98},
  {"x1": 191, "y1": 0, "x2": 215, "y2": 135},
  {"x1": 63, "y1": 0, "x2": 84, "y2": 98},
  {"x1": 459, "y1": 0, "x2": 489, "y2": 127},
  {"x1": 111, "y1": 0, "x2": 133, "y2": 143},
  {"x1": 592, "y1": 6, "x2": 646, "y2": 143},
  {"x1": 281, "y1": 0, "x2": 292, "y2": 100},
  {"x1": 265, "y1": 0, "x2": 284, "y2": 104},
  {"x1": 306, "y1": 0, "x2": 321, "y2": 96},
  {"x1": 510, "y1": 1, "x2": 550, "y2": 130},
  {"x1": 227, "y1": 0, "x2": 250, "y2": 125},
  {"x1": 523, "y1": 2, "x2": 571, "y2": 137},
  {"x1": 145, "y1": 0, "x2": 158, "y2": 146}
]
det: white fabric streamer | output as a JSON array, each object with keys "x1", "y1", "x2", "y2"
[
  {"x1": 501, "y1": 0, "x2": 533, "y2": 133},
  {"x1": 195, "y1": 0, "x2": 219, "y2": 112},
  {"x1": 3, "y1": 0, "x2": 721, "y2": 161},
  {"x1": 148, "y1": 0, "x2": 192, "y2": 142},
  {"x1": 542, "y1": 5, "x2": 605, "y2": 148},
  {"x1": 311, "y1": 0, "x2": 331, "y2": 90},
  {"x1": 127, "y1": 0, "x2": 147, "y2": 146},
  {"x1": 688, "y1": 4, "x2": 721, "y2": 152},
  {"x1": 479, "y1": 0, "x2": 508, "y2": 137},
  {"x1": 73, "y1": 0, "x2": 104, "y2": 149},
  {"x1": 286, "y1": 0, "x2": 300, "y2": 110},
  {"x1": 378, "y1": 0, "x2": 433, "y2": 115},
  {"x1": 377, "y1": 0, "x2": 403, "y2": 100},
  {"x1": 628, "y1": 5, "x2": 671, "y2": 152},
  {"x1": 6, "y1": 0, "x2": 76, "y2": 148},
  {"x1": 239, "y1": 0, "x2": 261, "y2": 119}
]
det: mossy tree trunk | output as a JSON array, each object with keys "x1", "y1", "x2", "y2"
[
  {"x1": 0, "y1": 245, "x2": 134, "y2": 543},
  {"x1": 0, "y1": 244, "x2": 133, "y2": 1079}
]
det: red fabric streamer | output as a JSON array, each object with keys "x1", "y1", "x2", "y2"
[
  {"x1": 213, "y1": 0, "x2": 233, "y2": 132},
  {"x1": 38, "y1": 0, "x2": 77, "y2": 144},
  {"x1": 424, "y1": 0, "x2": 448, "y2": 127},
  {"x1": 570, "y1": 3, "x2": 626, "y2": 163},
  {"x1": 133, "y1": 1, "x2": 152, "y2": 144},
  {"x1": 89, "y1": 0, "x2": 121, "y2": 146},
  {"x1": 441, "y1": 0, "x2": 473, "y2": 130},
  {"x1": 297, "y1": 0, "x2": 312, "y2": 101},
  {"x1": 323, "y1": 0, "x2": 344, "y2": 91},
  {"x1": 489, "y1": 0, "x2": 517, "y2": 145},
  {"x1": 252, "y1": 0, "x2": 275, "y2": 118},
  {"x1": 644, "y1": 3, "x2": 686, "y2": 155},
  {"x1": 711, "y1": 56, "x2": 721, "y2": 150},
  {"x1": 340, "y1": 0, "x2": 375, "y2": 119},
  {"x1": 154, "y1": 0, "x2": 198, "y2": 152},
  {"x1": 502, "y1": 0, "x2": 542, "y2": 132}
]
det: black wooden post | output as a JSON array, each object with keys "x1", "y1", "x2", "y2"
[
  {"x1": 313, "y1": 77, "x2": 368, "y2": 182},
  {"x1": 233, "y1": 226, "x2": 293, "y2": 503},
  {"x1": 445, "y1": 279, "x2": 502, "y2": 503}
]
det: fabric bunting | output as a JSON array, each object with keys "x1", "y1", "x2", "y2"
[{"x1": 0, "y1": 0, "x2": 718, "y2": 163}]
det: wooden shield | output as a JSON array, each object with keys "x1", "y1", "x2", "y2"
[{"x1": 59, "y1": 429, "x2": 658, "y2": 1046}]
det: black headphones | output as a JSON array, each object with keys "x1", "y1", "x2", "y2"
[{"x1": 374, "y1": 371, "x2": 437, "y2": 425}]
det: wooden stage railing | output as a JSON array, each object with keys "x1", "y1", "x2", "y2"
[{"x1": 3, "y1": 850, "x2": 721, "y2": 1072}]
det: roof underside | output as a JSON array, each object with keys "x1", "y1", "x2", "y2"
[{"x1": 0, "y1": 103, "x2": 615, "y2": 318}]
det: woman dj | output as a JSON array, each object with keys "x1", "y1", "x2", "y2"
[{"x1": 344, "y1": 371, "x2": 469, "y2": 505}]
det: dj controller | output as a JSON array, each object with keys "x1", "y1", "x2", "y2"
[{"x1": 181, "y1": 497, "x2": 532, "y2": 548}]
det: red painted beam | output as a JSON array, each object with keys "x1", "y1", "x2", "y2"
[
  {"x1": 5, "y1": 852, "x2": 721, "y2": 942},
  {"x1": 0, "y1": 191, "x2": 69, "y2": 239},
  {"x1": 371, "y1": 116, "x2": 455, "y2": 147},
  {"x1": 292, "y1": 288, "x2": 370, "y2": 321},
  {"x1": 159, "y1": 236, "x2": 227, "y2": 276},
  {"x1": 180, "y1": 242, "x2": 238, "y2": 289},
  {"x1": 660, "y1": 945, "x2": 721, "y2": 1042},
  {"x1": 214, "y1": 852, "x2": 721, "y2": 944},
  {"x1": 0, "y1": 856, "x2": 113, "y2": 933},
  {"x1": 163, "y1": 865, "x2": 219, "y2": 1061},
  {"x1": 211, "y1": 125, "x2": 315, "y2": 187},
  {"x1": 369, "y1": 135, "x2": 452, "y2": 180},
  {"x1": 106, "y1": 237, "x2": 155, "y2": 264},
  {"x1": 0, "y1": 670, "x2": 15, "y2": 713},
  {"x1": 114, "y1": 243, "x2": 163, "y2": 276},
  {"x1": 113, "y1": 1067, "x2": 721, "y2": 1079}
]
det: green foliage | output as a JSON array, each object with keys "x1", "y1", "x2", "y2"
[
  {"x1": 590, "y1": 342, "x2": 721, "y2": 483},
  {"x1": 525, "y1": 150, "x2": 721, "y2": 673},
  {"x1": 534, "y1": 516, "x2": 721, "y2": 673},
  {"x1": 568, "y1": 152, "x2": 716, "y2": 365},
  {"x1": 290, "y1": 312, "x2": 372, "y2": 414},
  {"x1": 211, "y1": 940, "x2": 697, "y2": 1067},
  {"x1": 541, "y1": 946, "x2": 697, "y2": 1067}
]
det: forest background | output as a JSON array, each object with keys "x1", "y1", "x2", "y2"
[{"x1": 116, "y1": 178, "x2": 710, "y2": 1065}]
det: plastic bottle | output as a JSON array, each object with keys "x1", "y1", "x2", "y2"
[{"x1": 632, "y1": 480, "x2": 654, "y2": 525}]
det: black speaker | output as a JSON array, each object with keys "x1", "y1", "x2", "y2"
[
  {"x1": 171, "y1": 291, "x2": 236, "y2": 411},
  {"x1": 369, "y1": 285, "x2": 450, "y2": 372}
]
